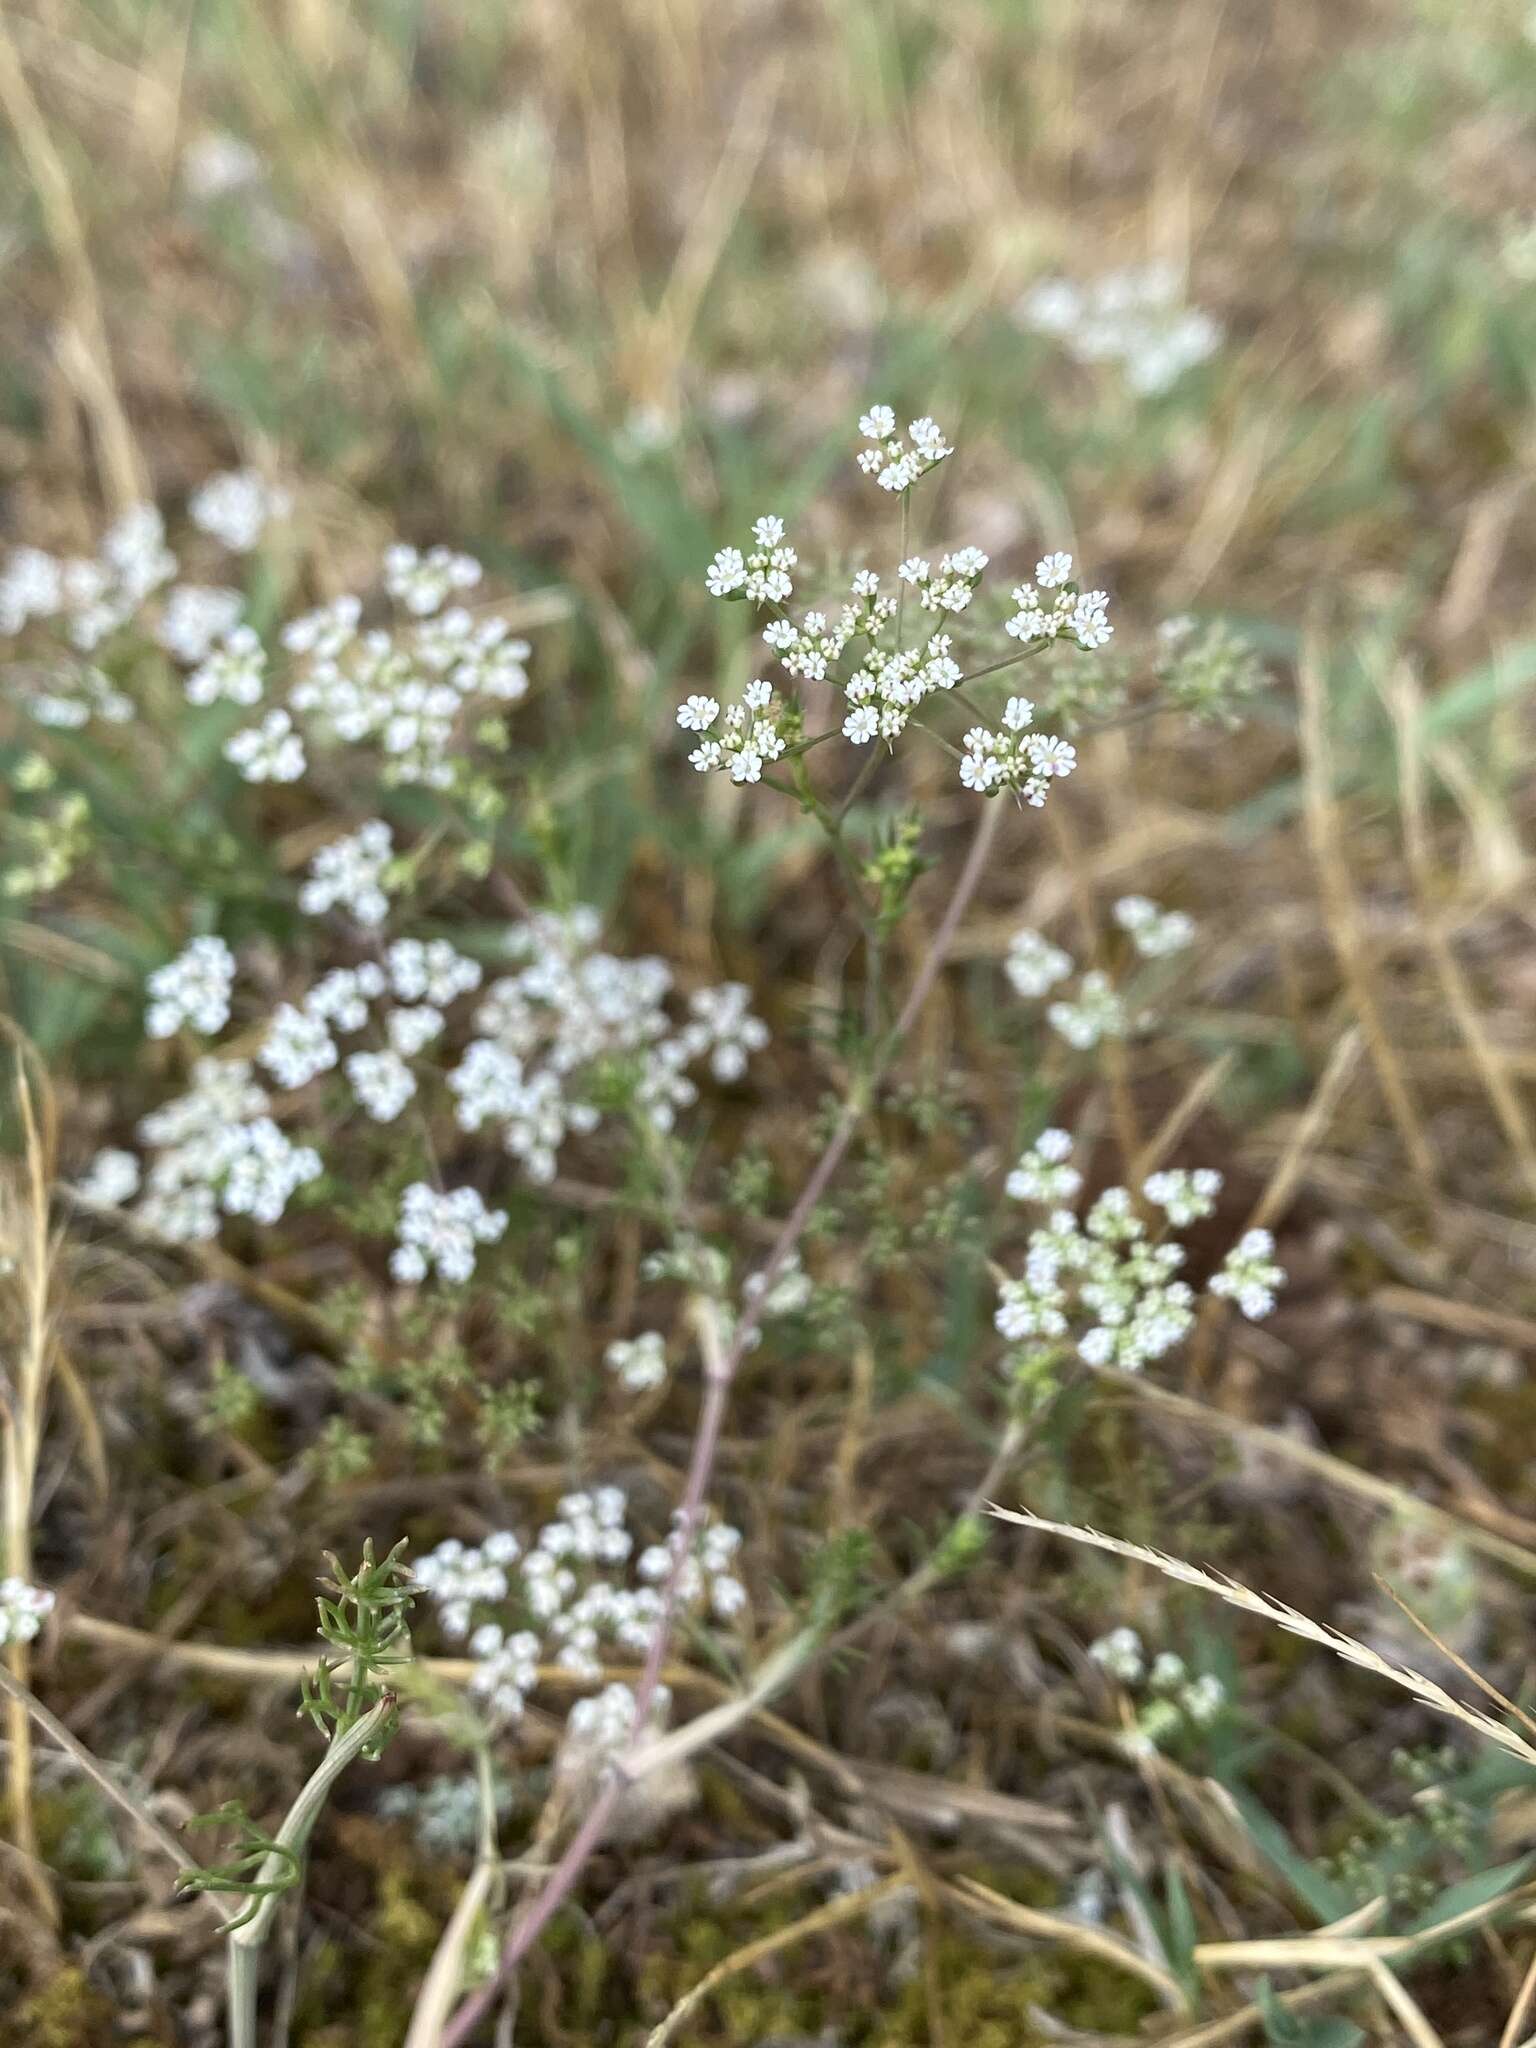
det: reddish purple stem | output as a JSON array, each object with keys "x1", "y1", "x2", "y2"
[{"x1": 441, "y1": 797, "x2": 1003, "y2": 2045}]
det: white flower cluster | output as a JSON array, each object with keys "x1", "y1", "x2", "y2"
[
  {"x1": 1114, "y1": 895, "x2": 1195, "y2": 958},
  {"x1": 558, "y1": 1680, "x2": 673, "y2": 1777},
  {"x1": 414, "y1": 1488, "x2": 744, "y2": 1726},
  {"x1": 1004, "y1": 556, "x2": 1113, "y2": 652},
  {"x1": 994, "y1": 1131, "x2": 1280, "y2": 1373},
  {"x1": 128, "y1": 1057, "x2": 320, "y2": 1241},
  {"x1": 605, "y1": 1330, "x2": 668, "y2": 1392},
  {"x1": 383, "y1": 544, "x2": 483, "y2": 616},
  {"x1": 897, "y1": 548, "x2": 989, "y2": 616},
  {"x1": 1004, "y1": 927, "x2": 1073, "y2": 1000},
  {"x1": 1089, "y1": 1629, "x2": 1227, "y2": 1754},
  {"x1": 959, "y1": 697, "x2": 1078, "y2": 800},
  {"x1": 1089, "y1": 1624, "x2": 1144, "y2": 1682},
  {"x1": 25, "y1": 666, "x2": 134, "y2": 730},
  {"x1": 706, "y1": 515, "x2": 797, "y2": 603},
  {"x1": 390, "y1": 1182, "x2": 507, "y2": 1285},
  {"x1": 453, "y1": 908, "x2": 768, "y2": 1181},
  {"x1": 299, "y1": 820, "x2": 396, "y2": 926},
  {"x1": 855, "y1": 405, "x2": 952, "y2": 492},
  {"x1": 0, "y1": 484, "x2": 289, "y2": 672},
  {"x1": 145, "y1": 935, "x2": 236, "y2": 1038},
  {"x1": 678, "y1": 677, "x2": 791, "y2": 784},
  {"x1": 1020, "y1": 266, "x2": 1222, "y2": 396},
  {"x1": 264, "y1": 572, "x2": 530, "y2": 788},
  {"x1": 1208, "y1": 1228, "x2": 1285, "y2": 1320},
  {"x1": 688, "y1": 410, "x2": 1113, "y2": 802},
  {"x1": 120, "y1": 906, "x2": 769, "y2": 1271},
  {"x1": 0, "y1": 1577, "x2": 55, "y2": 1648},
  {"x1": 1047, "y1": 969, "x2": 1128, "y2": 1050},
  {"x1": 843, "y1": 634, "x2": 962, "y2": 746},
  {"x1": 76, "y1": 1147, "x2": 141, "y2": 1207},
  {"x1": 640, "y1": 1511, "x2": 748, "y2": 1619},
  {"x1": 189, "y1": 470, "x2": 291, "y2": 553},
  {"x1": 1004, "y1": 1127, "x2": 1082, "y2": 1204},
  {"x1": 225, "y1": 707, "x2": 305, "y2": 783},
  {"x1": 186, "y1": 624, "x2": 266, "y2": 708},
  {"x1": 157, "y1": 584, "x2": 244, "y2": 664}
]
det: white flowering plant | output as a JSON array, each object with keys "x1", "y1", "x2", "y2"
[{"x1": 2, "y1": 404, "x2": 1293, "y2": 2045}]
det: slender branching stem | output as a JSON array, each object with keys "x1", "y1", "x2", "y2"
[{"x1": 441, "y1": 797, "x2": 1005, "y2": 2046}]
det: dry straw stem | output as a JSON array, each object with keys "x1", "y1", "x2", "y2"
[
  {"x1": 1, "y1": 1051, "x2": 61, "y2": 1927},
  {"x1": 1382, "y1": 662, "x2": 1536, "y2": 1201},
  {"x1": 0, "y1": 14, "x2": 144, "y2": 511},
  {"x1": 0, "y1": 1659, "x2": 230, "y2": 1926},
  {"x1": 642, "y1": 1874, "x2": 912, "y2": 2048},
  {"x1": 1374, "y1": 1283, "x2": 1536, "y2": 1355},
  {"x1": 946, "y1": 1873, "x2": 1188, "y2": 2011},
  {"x1": 1296, "y1": 638, "x2": 1439, "y2": 1208},
  {"x1": 1091, "y1": 1358, "x2": 1536, "y2": 1582},
  {"x1": 989, "y1": 1506, "x2": 1536, "y2": 1773}
]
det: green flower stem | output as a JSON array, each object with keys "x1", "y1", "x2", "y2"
[{"x1": 226, "y1": 1695, "x2": 396, "y2": 2048}]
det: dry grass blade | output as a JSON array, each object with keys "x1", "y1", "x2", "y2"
[
  {"x1": 0, "y1": 1049, "x2": 61, "y2": 1927},
  {"x1": 946, "y1": 1873, "x2": 1188, "y2": 2011},
  {"x1": 1384, "y1": 662, "x2": 1536, "y2": 1201},
  {"x1": 1296, "y1": 639, "x2": 1439, "y2": 1208},
  {"x1": 1373, "y1": 1576, "x2": 1536, "y2": 1747},
  {"x1": 989, "y1": 1506, "x2": 1536, "y2": 1773},
  {"x1": 0, "y1": 1660, "x2": 229, "y2": 1925},
  {"x1": 642, "y1": 1875, "x2": 911, "y2": 2047}
]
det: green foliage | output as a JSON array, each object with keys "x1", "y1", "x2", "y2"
[{"x1": 300, "y1": 1541, "x2": 414, "y2": 1750}]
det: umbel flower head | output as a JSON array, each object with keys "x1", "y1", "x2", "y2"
[{"x1": 685, "y1": 407, "x2": 1110, "y2": 803}]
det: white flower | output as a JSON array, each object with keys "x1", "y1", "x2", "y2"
[
  {"x1": 390, "y1": 1182, "x2": 507, "y2": 1285},
  {"x1": 1035, "y1": 552, "x2": 1074, "y2": 589},
  {"x1": 1182, "y1": 1673, "x2": 1227, "y2": 1725},
  {"x1": 300, "y1": 821, "x2": 395, "y2": 927},
  {"x1": 1114, "y1": 895, "x2": 1195, "y2": 958},
  {"x1": 677, "y1": 694, "x2": 719, "y2": 731},
  {"x1": 605, "y1": 1331, "x2": 668, "y2": 1392},
  {"x1": 0, "y1": 545, "x2": 64, "y2": 632},
  {"x1": 305, "y1": 964, "x2": 385, "y2": 1031},
  {"x1": 189, "y1": 469, "x2": 291, "y2": 552},
  {"x1": 1005, "y1": 928, "x2": 1073, "y2": 1000},
  {"x1": 388, "y1": 1004, "x2": 446, "y2": 1057},
  {"x1": 383, "y1": 543, "x2": 482, "y2": 617},
  {"x1": 387, "y1": 937, "x2": 482, "y2": 1005},
  {"x1": 1006, "y1": 1130, "x2": 1083, "y2": 1204},
  {"x1": 681, "y1": 982, "x2": 769, "y2": 1083},
  {"x1": 260, "y1": 1002, "x2": 338, "y2": 1089},
  {"x1": 855, "y1": 406, "x2": 952, "y2": 492},
  {"x1": 1209, "y1": 1228, "x2": 1285, "y2": 1320},
  {"x1": 958, "y1": 708, "x2": 1077, "y2": 805},
  {"x1": 220, "y1": 1120, "x2": 323, "y2": 1223},
  {"x1": 77, "y1": 1148, "x2": 140, "y2": 1206},
  {"x1": 0, "y1": 1579, "x2": 55, "y2": 1648},
  {"x1": 706, "y1": 547, "x2": 747, "y2": 597},
  {"x1": 225, "y1": 708, "x2": 305, "y2": 782},
  {"x1": 1090, "y1": 1626, "x2": 1144, "y2": 1682},
  {"x1": 156, "y1": 584, "x2": 244, "y2": 664},
  {"x1": 146, "y1": 935, "x2": 235, "y2": 1038},
  {"x1": 1047, "y1": 971, "x2": 1126, "y2": 1050},
  {"x1": 1142, "y1": 1167, "x2": 1221, "y2": 1227},
  {"x1": 345, "y1": 1049, "x2": 417, "y2": 1122},
  {"x1": 186, "y1": 624, "x2": 266, "y2": 707}
]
